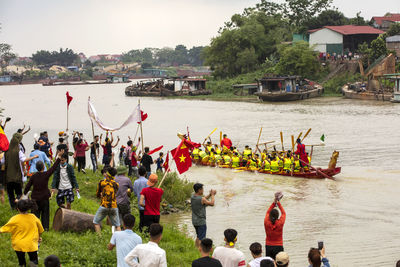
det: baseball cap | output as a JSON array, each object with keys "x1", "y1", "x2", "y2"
[
  {"x1": 276, "y1": 252, "x2": 289, "y2": 266},
  {"x1": 147, "y1": 173, "x2": 158, "y2": 186}
]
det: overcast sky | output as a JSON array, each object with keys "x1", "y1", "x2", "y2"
[{"x1": 1, "y1": 0, "x2": 399, "y2": 56}]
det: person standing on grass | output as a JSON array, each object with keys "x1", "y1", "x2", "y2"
[
  {"x1": 75, "y1": 138, "x2": 89, "y2": 173},
  {"x1": 124, "y1": 223, "x2": 167, "y2": 267},
  {"x1": 133, "y1": 166, "x2": 148, "y2": 232},
  {"x1": 24, "y1": 149, "x2": 64, "y2": 231},
  {"x1": 29, "y1": 143, "x2": 51, "y2": 174},
  {"x1": 191, "y1": 183, "x2": 216, "y2": 248},
  {"x1": 93, "y1": 167, "x2": 121, "y2": 233},
  {"x1": 212, "y1": 228, "x2": 246, "y2": 267},
  {"x1": 139, "y1": 173, "x2": 163, "y2": 230},
  {"x1": 108, "y1": 214, "x2": 142, "y2": 267},
  {"x1": 115, "y1": 166, "x2": 134, "y2": 224},
  {"x1": 90, "y1": 135, "x2": 100, "y2": 173},
  {"x1": 264, "y1": 192, "x2": 286, "y2": 260},
  {"x1": 247, "y1": 242, "x2": 274, "y2": 267},
  {"x1": 0, "y1": 199, "x2": 44, "y2": 267},
  {"x1": 51, "y1": 153, "x2": 79, "y2": 210},
  {"x1": 140, "y1": 147, "x2": 153, "y2": 177},
  {"x1": 192, "y1": 238, "x2": 222, "y2": 267},
  {"x1": 154, "y1": 152, "x2": 164, "y2": 173}
]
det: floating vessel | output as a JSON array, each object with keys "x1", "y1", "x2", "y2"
[
  {"x1": 342, "y1": 84, "x2": 392, "y2": 101},
  {"x1": 255, "y1": 76, "x2": 324, "y2": 102}
]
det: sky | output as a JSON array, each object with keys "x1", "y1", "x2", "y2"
[{"x1": 0, "y1": 0, "x2": 399, "y2": 56}]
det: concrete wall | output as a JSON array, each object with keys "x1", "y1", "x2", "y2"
[{"x1": 309, "y1": 28, "x2": 343, "y2": 53}]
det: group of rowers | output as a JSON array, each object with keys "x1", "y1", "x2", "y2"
[{"x1": 191, "y1": 134, "x2": 312, "y2": 175}]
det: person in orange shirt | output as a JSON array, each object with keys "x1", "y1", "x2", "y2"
[
  {"x1": 0, "y1": 199, "x2": 44, "y2": 266},
  {"x1": 220, "y1": 134, "x2": 233, "y2": 150},
  {"x1": 264, "y1": 192, "x2": 286, "y2": 260}
]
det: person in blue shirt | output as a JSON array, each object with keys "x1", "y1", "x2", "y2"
[
  {"x1": 308, "y1": 246, "x2": 330, "y2": 267},
  {"x1": 155, "y1": 152, "x2": 164, "y2": 173},
  {"x1": 29, "y1": 143, "x2": 51, "y2": 174},
  {"x1": 133, "y1": 166, "x2": 148, "y2": 232},
  {"x1": 108, "y1": 214, "x2": 142, "y2": 267}
]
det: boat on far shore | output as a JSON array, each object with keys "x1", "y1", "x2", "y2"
[
  {"x1": 42, "y1": 76, "x2": 131, "y2": 86},
  {"x1": 255, "y1": 75, "x2": 324, "y2": 102},
  {"x1": 341, "y1": 84, "x2": 392, "y2": 101}
]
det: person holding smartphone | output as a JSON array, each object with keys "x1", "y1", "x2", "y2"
[{"x1": 308, "y1": 243, "x2": 330, "y2": 267}]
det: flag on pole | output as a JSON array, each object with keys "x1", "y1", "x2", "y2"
[
  {"x1": 137, "y1": 110, "x2": 148, "y2": 124},
  {"x1": 148, "y1": 145, "x2": 163, "y2": 155},
  {"x1": 163, "y1": 151, "x2": 170, "y2": 172},
  {"x1": 171, "y1": 139, "x2": 200, "y2": 174},
  {"x1": 66, "y1": 91, "x2": 73, "y2": 109},
  {"x1": 320, "y1": 134, "x2": 325, "y2": 142},
  {"x1": 0, "y1": 126, "x2": 9, "y2": 151}
]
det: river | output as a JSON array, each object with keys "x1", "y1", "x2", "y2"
[{"x1": 1, "y1": 83, "x2": 400, "y2": 266}]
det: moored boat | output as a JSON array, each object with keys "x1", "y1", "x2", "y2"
[{"x1": 342, "y1": 84, "x2": 392, "y2": 101}]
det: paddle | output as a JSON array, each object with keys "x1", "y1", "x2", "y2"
[
  {"x1": 203, "y1": 128, "x2": 217, "y2": 143},
  {"x1": 220, "y1": 131, "x2": 222, "y2": 148},
  {"x1": 280, "y1": 132, "x2": 284, "y2": 151},
  {"x1": 296, "y1": 132, "x2": 303, "y2": 141},
  {"x1": 291, "y1": 135, "x2": 295, "y2": 151},
  {"x1": 255, "y1": 127, "x2": 263, "y2": 154},
  {"x1": 298, "y1": 158, "x2": 334, "y2": 180},
  {"x1": 302, "y1": 128, "x2": 312, "y2": 142}
]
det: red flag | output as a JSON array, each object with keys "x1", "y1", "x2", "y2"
[
  {"x1": 0, "y1": 126, "x2": 9, "y2": 151},
  {"x1": 148, "y1": 145, "x2": 163, "y2": 155},
  {"x1": 163, "y1": 151, "x2": 170, "y2": 172},
  {"x1": 137, "y1": 110, "x2": 148, "y2": 124},
  {"x1": 66, "y1": 91, "x2": 73, "y2": 108},
  {"x1": 171, "y1": 140, "x2": 194, "y2": 174}
]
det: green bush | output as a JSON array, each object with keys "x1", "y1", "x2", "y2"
[
  {"x1": 323, "y1": 73, "x2": 362, "y2": 95},
  {"x1": 157, "y1": 172, "x2": 193, "y2": 209}
]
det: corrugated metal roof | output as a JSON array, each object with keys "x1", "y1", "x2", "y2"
[
  {"x1": 386, "y1": 35, "x2": 400, "y2": 43},
  {"x1": 309, "y1": 25, "x2": 384, "y2": 35},
  {"x1": 372, "y1": 14, "x2": 400, "y2": 25}
]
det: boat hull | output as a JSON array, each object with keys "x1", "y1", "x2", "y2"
[
  {"x1": 255, "y1": 87, "x2": 323, "y2": 102},
  {"x1": 342, "y1": 85, "x2": 392, "y2": 101}
]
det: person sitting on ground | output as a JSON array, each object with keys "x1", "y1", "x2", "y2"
[
  {"x1": 108, "y1": 214, "x2": 142, "y2": 267},
  {"x1": 264, "y1": 192, "x2": 286, "y2": 260},
  {"x1": 260, "y1": 259, "x2": 276, "y2": 267},
  {"x1": 124, "y1": 223, "x2": 167, "y2": 267},
  {"x1": 308, "y1": 246, "x2": 330, "y2": 267},
  {"x1": 191, "y1": 183, "x2": 216, "y2": 248},
  {"x1": 0, "y1": 199, "x2": 44, "y2": 267},
  {"x1": 140, "y1": 173, "x2": 164, "y2": 230},
  {"x1": 247, "y1": 242, "x2": 274, "y2": 267},
  {"x1": 93, "y1": 167, "x2": 121, "y2": 233},
  {"x1": 192, "y1": 238, "x2": 222, "y2": 267},
  {"x1": 44, "y1": 255, "x2": 61, "y2": 267},
  {"x1": 51, "y1": 153, "x2": 79, "y2": 210},
  {"x1": 275, "y1": 251, "x2": 289, "y2": 267},
  {"x1": 24, "y1": 149, "x2": 64, "y2": 231},
  {"x1": 115, "y1": 166, "x2": 134, "y2": 224},
  {"x1": 133, "y1": 166, "x2": 148, "y2": 232},
  {"x1": 212, "y1": 228, "x2": 246, "y2": 267}
]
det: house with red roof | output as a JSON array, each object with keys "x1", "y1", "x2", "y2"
[
  {"x1": 308, "y1": 25, "x2": 384, "y2": 54},
  {"x1": 372, "y1": 14, "x2": 400, "y2": 31}
]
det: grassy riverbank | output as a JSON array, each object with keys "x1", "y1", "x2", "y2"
[{"x1": 0, "y1": 170, "x2": 198, "y2": 266}]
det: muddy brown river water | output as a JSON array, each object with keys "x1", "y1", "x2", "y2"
[{"x1": 1, "y1": 83, "x2": 400, "y2": 266}]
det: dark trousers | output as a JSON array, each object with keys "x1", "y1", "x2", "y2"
[
  {"x1": 143, "y1": 214, "x2": 160, "y2": 231},
  {"x1": 117, "y1": 203, "x2": 131, "y2": 226},
  {"x1": 7, "y1": 182, "x2": 22, "y2": 209},
  {"x1": 77, "y1": 156, "x2": 86, "y2": 172},
  {"x1": 265, "y1": 245, "x2": 284, "y2": 260},
  {"x1": 90, "y1": 154, "x2": 97, "y2": 173},
  {"x1": 33, "y1": 199, "x2": 50, "y2": 231},
  {"x1": 126, "y1": 160, "x2": 132, "y2": 176},
  {"x1": 139, "y1": 210, "x2": 145, "y2": 232},
  {"x1": 15, "y1": 251, "x2": 38, "y2": 266}
]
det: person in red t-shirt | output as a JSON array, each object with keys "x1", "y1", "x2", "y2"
[
  {"x1": 220, "y1": 134, "x2": 232, "y2": 150},
  {"x1": 294, "y1": 138, "x2": 308, "y2": 172},
  {"x1": 139, "y1": 173, "x2": 163, "y2": 231},
  {"x1": 75, "y1": 139, "x2": 89, "y2": 173},
  {"x1": 264, "y1": 192, "x2": 286, "y2": 260}
]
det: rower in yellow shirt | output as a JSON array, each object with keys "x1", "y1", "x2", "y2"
[
  {"x1": 231, "y1": 152, "x2": 240, "y2": 168},
  {"x1": 262, "y1": 157, "x2": 271, "y2": 173},
  {"x1": 223, "y1": 152, "x2": 231, "y2": 165}
]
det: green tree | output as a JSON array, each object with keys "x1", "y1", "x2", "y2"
[
  {"x1": 305, "y1": 9, "x2": 347, "y2": 29},
  {"x1": 188, "y1": 46, "x2": 205, "y2": 66},
  {"x1": 0, "y1": 43, "x2": 17, "y2": 73},
  {"x1": 275, "y1": 41, "x2": 321, "y2": 79},
  {"x1": 370, "y1": 36, "x2": 388, "y2": 62},
  {"x1": 387, "y1": 23, "x2": 400, "y2": 37},
  {"x1": 348, "y1": 12, "x2": 368, "y2": 26},
  {"x1": 32, "y1": 48, "x2": 77, "y2": 66}
]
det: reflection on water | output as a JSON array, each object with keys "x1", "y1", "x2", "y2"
[{"x1": 2, "y1": 84, "x2": 400, "y2": 266}]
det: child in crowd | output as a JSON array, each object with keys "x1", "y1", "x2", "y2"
[{"x1": 0, "y1": 199, "x2": 44, "y2": 267}]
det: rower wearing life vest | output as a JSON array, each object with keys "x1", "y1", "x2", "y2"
[
  {"x1": 220, "y1": 134, "x2": 232, "y2": 150},
  {"x1": 192, "y1": 147, "x2": 200, "y2": 161},
  {"x1": 223, "y1": 151, "x2": 231, "y2": 165},
  {"x1": 270, "y1": 157, "x2": 280, "y2": 173},
  {"x1": 231, "y1": 152, "x2": 240, "y2": 168},
  {"x1": 295, "y1": 138, "x2": 308, "y2": 172},
  {"x1": 243, "y1": 146, "x2": 252, "y2": 159},
  {"x1": 292, "y1": 154, "x2": 301, "y2": 173},
  {"x1": 283, "y1": 153, "x2": 293, "y2": 174},
  {"x1": 214, "y1": 144, "x2": 222, "y2": 155},
  {"x1": 205, "y1": 141, "x2": 213, "y2": 153},
  {"x1": 262, "y1": 157, "x2": 271, "y2": 173}
]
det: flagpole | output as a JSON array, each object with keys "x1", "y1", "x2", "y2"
[
  {"x1": 91, "y1": 119, "x2": 97, "y2": 164},
  {"x1": 66, "y1": 106, "x2": 69, "y2": 131},
  {"x1": 138, "y1": 99, "x2": 144, "y2": 153}
]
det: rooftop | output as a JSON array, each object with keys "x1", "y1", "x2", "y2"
[
  {"x1": 386, "y1": 35, "x2": 400, "y2": 43},
  {"x1": 309, "y1": 25, "x2": 384, "y2": 35},
  {"x1": 372, "y1": 14, "x2": 400, "y2": 26}
]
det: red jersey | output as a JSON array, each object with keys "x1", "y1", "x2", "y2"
[
  {"x1": 141, "y1": 187, "x2": 164, "y2": 215},
  {"x1": 295, "y1": 143, "x2": 308, "y2": 164},
  {"x1": 221, "y1": 138, "x2": 232, "y2": 149},
  {"x1": 131, "y1": 151, "x2": 138, "y2": 167},
  {"x1": 264, "y1": 202, "x2": 286, "y2": 246}
]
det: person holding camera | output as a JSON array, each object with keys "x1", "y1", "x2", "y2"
[
  {"x1": 264, "y1": 191, "x2": 286, "y2": 260},
  {"x1": 308, "y1": 244, "x2": 330, "y2": 267}
]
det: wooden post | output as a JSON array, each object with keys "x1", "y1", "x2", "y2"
[
  {"x1": 91, "y1": 120, "x2": 97, "y2": 163},
  {"x1": 66, "y1": 106, "x2": 69, "y2": 131},
  {"x1": 138, "y1": 99, "x2": 144, "y2": 153}
]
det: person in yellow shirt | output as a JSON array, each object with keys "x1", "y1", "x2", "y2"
[
  {"x1": 262, "y1": 157, "x2": 271, "y2": 173},
  {"x1": 292, "y1": 154, "x2": 301, "y2": 174},
  {"x1": 231, "y1": 152, "x2": 240, "y2": 168},
  {"x1": 222, "y1": 152, "x2": 231, "y2": 165},
  {"x1": 0, "y1": 199, "x2": 44, "y2": 266}
]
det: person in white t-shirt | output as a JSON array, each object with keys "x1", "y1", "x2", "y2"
[
  {"x1": 212, "y1": 228, "x2": 246, "y2": 267},
  {"x1": 247, "y1": 242, "x2": 275, "y2": 267}
]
